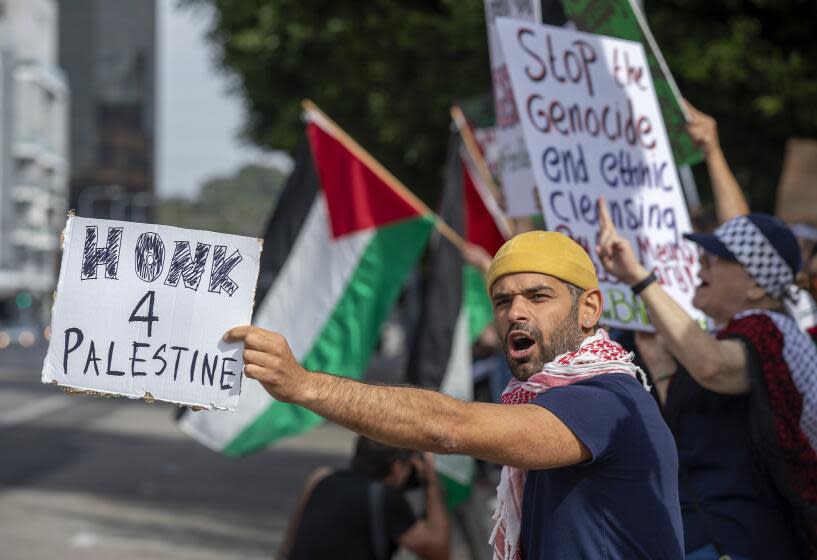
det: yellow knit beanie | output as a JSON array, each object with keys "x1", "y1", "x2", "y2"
[{"x1": 486, "y1": 231, "x2": 598, "y2": 292}]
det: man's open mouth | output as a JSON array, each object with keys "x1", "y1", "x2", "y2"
[{"x1": 507, "y1": 330, "x2": 536, "y2": 361}]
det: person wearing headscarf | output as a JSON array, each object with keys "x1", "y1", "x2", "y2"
[
  {"x1": 597, "y1": 205, "x2": 817, "y2": 559},
  {"x1": 805, "y1": 243, "x2": 817, "y2": 343},
  {"x1": 226, "y1": 231, "x2": 683, "y2": 560}
]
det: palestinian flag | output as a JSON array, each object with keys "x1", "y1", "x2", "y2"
[
  {"x1": 407, "y1": 129, "x2": 510, "y2": 506},
  {"x1": 179, "y1": 104, "x2": 434, "y2": 455}
]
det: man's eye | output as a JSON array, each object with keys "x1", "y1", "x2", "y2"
[{"x1": 531, "y1": 293, "x2": 549, "y2": 301}]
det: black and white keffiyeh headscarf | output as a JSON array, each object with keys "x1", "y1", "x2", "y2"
[
  {"x1": 685, "y1": 213, "x2": 809, "y2": 326},
  {"x1": 713, "y1": 215, "x2": 797, "y2": 300}
]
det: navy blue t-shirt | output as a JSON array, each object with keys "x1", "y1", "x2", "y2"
[{"x1": 521, "y1": 373, "x2": 684, "y2": 560}]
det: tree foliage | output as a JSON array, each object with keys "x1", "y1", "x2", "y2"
[
  {"x1": 647, "y1": 0, "x2": 817, "y2": 211},
  {"x1": 156, "y1": 164, "x2": 286, "y2": 236},
  {"x1": 189, "y1": 0, "x2": 817, "y2": 211},
  {"x1": 185, "y1": 0, "x2": 490, "y2": 205}
]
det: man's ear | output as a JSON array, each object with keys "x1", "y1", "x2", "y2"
[{"x1": 579, "y1": 288, "x2": 603, "y2": 331}]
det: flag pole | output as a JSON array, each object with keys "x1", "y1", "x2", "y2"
[
  {"x1": 301, "y1": 99, "x2": 466, "y2": 251},
  {"x1": 450, "y1": 105, "x2": 501, "y2": 199},
  {"x1": 450, "y1": 104, "x2": 513, "y2": 238}
]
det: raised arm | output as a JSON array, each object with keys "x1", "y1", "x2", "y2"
[
  {"x1": 225, "y1": 326, "x2": 590, "y2": 470},
  {"x1": 595, "y1": 198, "x2": 749, "y2": 394},
  {"x1": 685, "y1": 100, "x2": 749, "y2": 223}
]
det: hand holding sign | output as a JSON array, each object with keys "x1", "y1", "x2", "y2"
[
  {"x1": 224, "y1": 325, "x2": 308, "y2": 404},
  {"x1": 596, "y1": 197, "x2": 649, "y2": 286}
]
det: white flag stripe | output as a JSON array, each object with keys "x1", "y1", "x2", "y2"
[
  {"x1": 435, "y1": 307, "x2": 476, "y2": 487},
  {"x1": 180, "y1": 194, "x2": 373, "y2": 448}
]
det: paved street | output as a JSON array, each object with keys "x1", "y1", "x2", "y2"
[
  {"x1": 0, "y1": 342, "x2": 493, "y2": 560},
  {"x1": 0, "y1": 342, "x2": 356, "y2": 560}
]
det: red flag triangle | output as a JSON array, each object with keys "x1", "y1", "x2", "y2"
[{"x1": 307, "y1": 121, "x2": 423, "y2": 239}]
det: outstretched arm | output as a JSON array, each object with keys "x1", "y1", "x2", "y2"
[
  {"x1": 685, "y1": 101, "x2": 749, "y2": 223},
  {"x1": 226, "y1": 326, "x2": 590, "y2": 470},
  {"x1": 596, "y1": 198, "x2": 749, "y2": 394}
]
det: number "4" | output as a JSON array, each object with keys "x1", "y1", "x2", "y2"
[{"x1": 129, "y1": 291, "x2": 159, "y2": 337}]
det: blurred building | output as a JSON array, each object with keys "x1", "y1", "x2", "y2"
[
  {"x1": 0, "y1": 0, "x2": 69, "y2": 324},
  {"x1": 58, "y1": 0, "x2": 156, "y2": 221}
]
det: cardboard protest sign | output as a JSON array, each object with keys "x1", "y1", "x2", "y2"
[
  {"x1": 776, "y1": 138, "x2": 817, "y2": 228},
  {"x1": 496, "y1": 20, "x2": 705, "y2": 330},
  {"x1": 42, "y1": 216, "x2": 261, "y2": 410},
  {"x1": 474, "y1": 126, "x2": 499, "y2": 179},
  {"x1": 484, "y1": 0, "x2": 541, "y2": 217},
  {"x1": 559, "y1": 0, "x2": 702, "y2": 167}
]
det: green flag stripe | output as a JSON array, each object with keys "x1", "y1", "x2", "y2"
[
  {"x1": 439, "y1": 472, "x2": 473, "y2": 509},
  {"x1": 464, "y1": 264, "x2": 493, "y2": 343},
  {"x1": 224, "y1": 216, "x2": 434, "y2": 455},
  {"x1": 224, "y1": 401, "x2": 324, "y2": 456}
]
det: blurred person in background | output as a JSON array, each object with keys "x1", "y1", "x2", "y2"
[
  {"x1": 685, "y1": 102, "x2": 817, "y2": 334},
  {"x1": 804, "y1": 244, "x2": 817, "y2": 342},
  {"x1": 790, "y1": 225, "x2": 817, "y2": 337},
  {"x1": 279, "y1": 436, "x2": 450, "y2": 560},
  {"x1": 598, "y1": 201, "x2": 817, "y2": 559},
  {"x1": 790, "y1": 224, "x2": 817, "y2": 269}
]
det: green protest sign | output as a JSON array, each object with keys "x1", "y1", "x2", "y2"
[{"x1": 560, "y1": 0, "x2": 703, "y2": 167}]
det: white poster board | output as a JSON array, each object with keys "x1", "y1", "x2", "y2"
[
  {"x1": 497, "y1": 20, "x2": 705, "y2": 330},
  {"x1": 42, "y1": 216, "x2": 262, "y2": 410},
  {"x1": 484, "y1": 0, "x2": 540, "y2": 217}
]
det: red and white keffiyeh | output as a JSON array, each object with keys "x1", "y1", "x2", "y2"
[{"x1": 489, "y1": 329, "x2": 647, "y2": 560}]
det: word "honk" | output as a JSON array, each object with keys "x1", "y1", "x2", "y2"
[{"x1": 79, "y1": 226, "x2": 243, "y2": 296}]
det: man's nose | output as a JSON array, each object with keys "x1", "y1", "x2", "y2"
[{"x1": 508, "y1": 295, "x2": 530, "y2": 322}]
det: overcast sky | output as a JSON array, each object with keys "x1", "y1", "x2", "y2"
[{"x1": 156, "y1": 2, "x2": 291, "y2": 199}]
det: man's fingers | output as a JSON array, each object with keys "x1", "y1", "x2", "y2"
[
  {"x1": 243, "y1": 363, "x2": 266, "y2": 380},
  {"x1": 597, "y1": 196, "x2": 613, "y2": 233},
  {"x1": 243, "y1": 348, "x2": 279, "y2": 369},
  {"x1": 598, "y1": 225, "x2": 614, "y2": 248},
  {"x1": 224, "y1": 325, "x2": 288, "y2": 352},
  {"x1": 612, "y1": 239, "x2": 632, "y2": 261},
  {"x1": 597, "y1": 198, "x2": 618, "y2": 254},
  {"x1": 223, "y1": 325, "x2": 252, "y2": 343}
]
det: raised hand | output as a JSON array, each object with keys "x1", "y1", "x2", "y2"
[
  {"x1": 684, "y1": 100, "x2": 721, "y2": 158},
  {"x1": 223, "y1": 325, "x2": 310, "y2": 403},
  {"x1": 595, "y1": 197, "x2": 648, "y2": 286}
]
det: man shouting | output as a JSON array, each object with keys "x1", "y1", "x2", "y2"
[{"x1": 227, "y1": 231, "x2": 683, "y2": 560}]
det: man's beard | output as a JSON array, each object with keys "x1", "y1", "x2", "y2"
[{"x1": 502, "y1": 303, "x2": 584, "y2": 381}]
